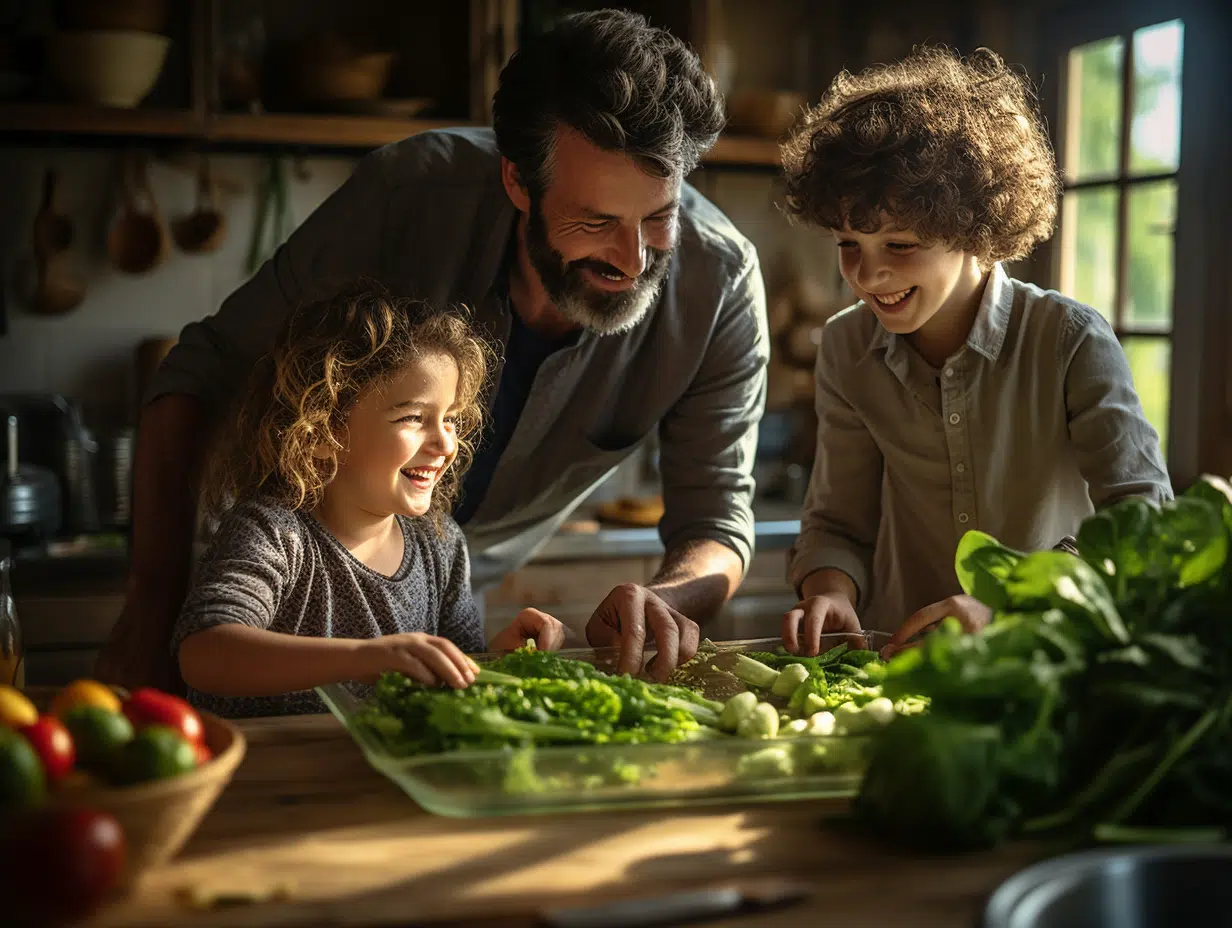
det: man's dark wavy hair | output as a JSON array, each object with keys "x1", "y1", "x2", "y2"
[{"x1": 493, "y1": 9, "x2": 725, "y2": 194}]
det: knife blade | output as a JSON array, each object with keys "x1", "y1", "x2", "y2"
[{"x1": 539, "y1": 880, "x2": 811, "y2": 928}]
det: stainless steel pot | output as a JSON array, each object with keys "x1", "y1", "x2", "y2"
[
  {"x1": 983, "y1": 844, "x2": 1232, "y2": 928},
  {"x1": 1, "y1": 414, "x2": 61, "y2": 543}
]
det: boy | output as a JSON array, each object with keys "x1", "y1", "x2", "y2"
[{"x1": 778, "y1": 46, "x2": 1172, "y2": 657}]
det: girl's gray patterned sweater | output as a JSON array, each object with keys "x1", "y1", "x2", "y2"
[{"x1": 172, "y1": 499, "x2": 485, "y2": 718}]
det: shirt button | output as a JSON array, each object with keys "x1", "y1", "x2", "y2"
[
  {"x1": 945, "y1": 367, "x2": 955, "y2": 378},
  {"x1": 949, "y1": 413, "x2": 961, "y2": 425},
  {"x1": 956, "y1": 462, "x2": 966, "y2": 473},
  {"x1": 958, "y1": 512, "x2": 970, "y2": 524}
]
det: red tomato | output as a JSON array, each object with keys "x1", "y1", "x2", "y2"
[
  {"x1": 0, "y1": 806, "x2": 127, "y2": 923},
  {"x1": 122, "y1": 688, "x2": 204, "y2": 746},
  {"x1": 18, "y1": 715, "x2": 76, "y2": 782},
  {"x1": 194, "y1": 740, "x2": 213, "y2": 767}
]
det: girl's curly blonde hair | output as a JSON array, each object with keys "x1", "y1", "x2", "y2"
[
  {"x1": 781, "y1": 45, "x2": 1061, "y2": 265},
  {"x1": 203, "y1": 282, "x2": 491, "y2": 530}
]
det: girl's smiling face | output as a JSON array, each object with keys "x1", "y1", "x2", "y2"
[
  {"x1": 327, "y1": 352, "x2": 461, "y2": 520},
  {"x1": 833, "y1": 221, "x2": 988, "y2": 365}
]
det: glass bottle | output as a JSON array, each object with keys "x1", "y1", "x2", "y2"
[{"x1": 0, "y1": 539, "x2": 23, "y2": 688}]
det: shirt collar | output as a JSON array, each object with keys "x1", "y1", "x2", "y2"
[
  {"x1": 863, "y1": 261, "x2": 1014, "y2": 364},
  {"x1": 966, "y1": 262, "x2": 1013, "y2": 362}
]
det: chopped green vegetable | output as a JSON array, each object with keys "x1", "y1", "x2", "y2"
[
  {"x1": 771, "y1": 663, "x2": 810, "y2": 698},
  {"x1": 737, "y1": 702, "x2": 780, "y2": 739},
  {"x1": 731, "y1": 653, "x2": 780, "y2": 689},
  {"x1": 718, "y1": 691, "x2": 758, "y2": 733}
]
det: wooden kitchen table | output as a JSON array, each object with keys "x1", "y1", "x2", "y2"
[{"x1": 87, "y1": 714, "x2": 1046, "y2": 928}]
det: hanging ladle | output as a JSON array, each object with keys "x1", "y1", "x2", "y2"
[{"x1": 172, "y1": 155, "x2": 226, "y2": 255}]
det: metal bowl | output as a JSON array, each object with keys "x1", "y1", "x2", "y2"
[{"x1": 983, "y1": 845, "x2": 1232, "y2": 928}]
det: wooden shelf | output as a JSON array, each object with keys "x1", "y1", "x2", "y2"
[
  {"x1": 0, "y1": 104, "x2": 785, "y2": 168},
  {"x1": 0, "y1": 103, "x2": 203, "y2": 139},
  {"x1": 704, "y1": 134, "x2": 782, "y2": 168},
  {"x1": 204, "y1": 112, "x2": 476, "y2": 148}
]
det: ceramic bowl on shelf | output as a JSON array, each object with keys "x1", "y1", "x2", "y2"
[{"x1": 47, "y1": 30, "x2": 170, "y2": 108}]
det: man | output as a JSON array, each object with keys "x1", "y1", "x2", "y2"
[{"x1": 96, "y1": 9, "x2": 768, "y2": 689}]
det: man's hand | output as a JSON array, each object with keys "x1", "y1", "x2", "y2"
[
  {"x1": 585, "y1": 583, "x2": 700, "y2": 681},
  {"x1": 880, "y1": 594, "x2": 992, "y2": 660},
  {"x1": 94, "y1": 595, "x2": 184, "y2": 694}
]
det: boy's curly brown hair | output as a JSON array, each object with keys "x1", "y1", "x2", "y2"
[
  {"x1": 202, "y1": 282, "x2": 492, "y2": 531},
  {"x1": 780, "y1": 45, "x2": 1061, "y2": 265}
]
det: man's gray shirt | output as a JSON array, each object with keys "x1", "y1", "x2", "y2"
[{"x1": 149, "y1": 128, "x2": 769, "y2": 585}]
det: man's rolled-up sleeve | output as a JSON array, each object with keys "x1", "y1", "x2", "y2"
[
  {"x1": 146, "y1": 154, "x2": 392, "y2": 412},
  {"x1": 787, "y1": 328, "x2": 884, "y2": 607},
  {"x1": 656, "y1": 245, "x2": 769, "y2": 573}
]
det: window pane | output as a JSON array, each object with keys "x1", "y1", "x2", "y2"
[
  {"x1": 1065, "y1": 37, "x2": 1124, "y2": 182},
  {"x1": 1122, "y1": 336, "x2": 1170, "y2": 458},
  {"x1": 1125, "y1": 179, "x2": 1176, "y2": 331},
  {"x1": 1059, "y1": 186, "x2": 1118, "y2": 323},
  {"x1": 1130, "y1": 20, "x2": 1184, "y2": 175}
]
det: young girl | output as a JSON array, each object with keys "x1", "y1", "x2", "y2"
[
  {"x1": 778, "y1": 46, "x2": 1172, "y2": 657},
  {"x1": 172, "y1": 284, "x2": 565, "y2": 718}
]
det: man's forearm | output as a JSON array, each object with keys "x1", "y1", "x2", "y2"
[
  {"x1": 647, "y1": 538, "x2": 744, "y2": 623},
  {"x1": 124, "y1": 393, "x2": 214, "y2": 622}
]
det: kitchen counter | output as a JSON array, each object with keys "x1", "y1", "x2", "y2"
[
  {"x1": 88, "y1": 713, "x2": 1046, "y2": 928},
  {"x1": 11, "y1": 503, "x2": 803, "y2": 594}
]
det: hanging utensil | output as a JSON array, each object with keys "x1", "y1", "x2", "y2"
[
  {"x1": 30, "y1": 169, "x2": 84, "y2": 315},
  {"x1": 107, "y1": 150, "x2": 167, "y2": 275},
  {"x1": 172, "y1": 154, "x2": 226, "y2": 255}
]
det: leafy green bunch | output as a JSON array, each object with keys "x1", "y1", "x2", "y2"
[{"x1": 857, "y1": 476, "x2": 1232, "y2": 849}]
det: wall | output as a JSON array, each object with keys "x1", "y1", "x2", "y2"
[
  {"x1": 0, "y1": 149, "x2": 357, "y2": 435},
  {"x1": 0, "y1": 145, "x2": 835, "y2": 465}
]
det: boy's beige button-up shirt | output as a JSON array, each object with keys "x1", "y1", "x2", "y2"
[{"x1": 788, "y1": 263, "x2": 1173, "y2": 633}]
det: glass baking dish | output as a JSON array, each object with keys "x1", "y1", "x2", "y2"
[{"x1": 317, "y1": 632, "x2": 890, "y2": 818}]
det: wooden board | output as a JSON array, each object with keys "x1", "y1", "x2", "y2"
[{"x1": 85, "y1": 714, "x2": 1049, "y2": 928}]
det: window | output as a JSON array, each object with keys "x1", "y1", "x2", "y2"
[{"x1": 1057, "y1": 19, "x2": 1184, "y2": 458}]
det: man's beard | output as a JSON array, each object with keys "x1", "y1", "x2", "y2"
[{"x1": 525, "y1": 201, "x2": 674, "y2": 336}]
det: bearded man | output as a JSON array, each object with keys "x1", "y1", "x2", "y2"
[{"x1": 97, "y1": 9, "x2": 769, "y2": 689}]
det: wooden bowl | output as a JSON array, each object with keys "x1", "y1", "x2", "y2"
[
  {"x1": 291, "y1": 51, "x2": 395, "y2": 105},
  {"x1": 48, "y1": 711, "x2": 245, "y2": 887}
]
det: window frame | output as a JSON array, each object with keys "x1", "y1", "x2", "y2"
[{"x1": 1040, "y1": 0, "x2": 1230, "y2": 489}]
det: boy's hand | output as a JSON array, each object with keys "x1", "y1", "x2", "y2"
[
  {"x1": 359, "y1": 633, "x2": 479, "y2": 688},
  {"x1": 782, "y1": 593, "x2": 863, "y2": 656},
  {"x1": 880, "y1": 594, "x2": 992, "y2": 660},
  {"x1": 489, "y1": 608, "x2": 567, "y2": 653}
]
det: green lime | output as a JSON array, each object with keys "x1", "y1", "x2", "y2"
[
  {"x1": 113, "y1": 725, "x2": 197, "y2": 786},
  {"x1": 62, "y1": 705, "x2": 134, "y2": 775},
  {"x1": 0, "y1": 726, "x2": 46, "y2": 808}
]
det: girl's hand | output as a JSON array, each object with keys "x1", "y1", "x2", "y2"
[
  {"x1": 359, "y1": 633, "x2": 479, "y2": 688},
  {"x1": 489, "y1": 608, "x2": 567, "y2": 652},
  {"x1": 782, "y1": 593, "x2": 864, "y2": 657},
  {"x1": 880, "y1": 594, "x2": 992, "y2": 660}
]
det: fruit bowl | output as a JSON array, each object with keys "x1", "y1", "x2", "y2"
[{"x1": 48, "y1": 710, "x2": 245, "y2": 885}]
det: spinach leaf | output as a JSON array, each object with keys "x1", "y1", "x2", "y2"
[
  {"x1": 1002, "y1": 551, "x2": 1129, "y2": 644},
  {"x1": 955, "y1": 530, "x2": 1023, "y2": 608}
]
